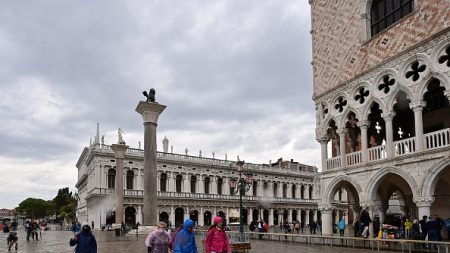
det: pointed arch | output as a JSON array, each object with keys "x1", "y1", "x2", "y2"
[
  {"x1": 415, "y1": 72, "x2": 450, "y2": 101},
  {"x1": 361, "y1": 97, "x2": 387, "y2": 121},
  {"x1": 340, "y1": 109, "x2": 362, "y2": 129},
  {"x1": 320, "y1": 116, "x2": 338, "y2": 137},
  {"x1": 322, "y1": 174, "x2": 362, "y2": 205},
  {"x1": 420, "y1": 156, "x2": 450, "y2": 197},
  {"x1": 386, "y1": 87, "x2": 415, "y2": 111},
  {"x1": 365, "y1": 166, "x2": 419, "y2": 201}
]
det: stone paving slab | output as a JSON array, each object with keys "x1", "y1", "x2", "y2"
[{"x1": 0, "y1": 228, "x2": 394, "y2": 253}]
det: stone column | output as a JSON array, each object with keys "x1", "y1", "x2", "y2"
[
  {"x1": 414, "y1": 197, "x2": 434, "y2": 219},
  {"x1": 170, "y1": 206, "x2": 175, "y2": 228},
  {"x1": 318, "y1": 137, "x2": 329, "y2": 171},
  {"x1": 224, "y1": 178, "x2": 230, "y2": 195},
  {"x1": 184, "y1": 207, "x2": 189, "y2": 221},
  {"x1": 137, "y1": 205, "x2": 143, "y2": 225},
  {"x1": 288, "y1": 209, "x2": 293, "y2": 223},
  {"x1": 247, "y1": 208, "x2": 252, "y2": 223},
  {"x1": 183, "y1": 174, "x2": 190, "y2": 193},
  {"x1": 320, "y1": 207, "x2": 334, "y2": 236},
  {"x1": 337, "y1": 128, "x2": 346, "y2": 167},
  {"x1": 286, "y1": 183, "x2": 292, "y2": 199},
  {"x1": 136, "y1": 101, "x2": 166, "y2": 226},
  {"x1": 382, "y1": 112, "x2": 396, "y2": 158},
  {"x1": 199, "y1": 207, "x2": 204, "y2": 227},
  {"x1": 111, "y1": 143, "x2": 128, "y2": 225},
  {"x1": 269, "y1": 209, "x2": 274, "y2": 226},
  {"x1": 358, "y1": 120, "x2": 369, "y2": 162},
  {"x1": 199, "y1": 176, "x2": 205, "y2": 194},
  {"x1": 410, "y1": 101, "x2": 426, "y2": 151}
]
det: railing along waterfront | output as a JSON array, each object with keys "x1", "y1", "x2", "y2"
[{"x1": 195, "y1": 230, "x2": 450, "y2": 253}]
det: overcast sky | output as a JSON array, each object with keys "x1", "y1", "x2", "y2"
[{"x1": 0, "y1": 1, "x2": 317, "y2": 209}]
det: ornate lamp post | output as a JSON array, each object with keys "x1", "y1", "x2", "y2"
[{"x1": 229, "y1": 161, "x2": 253, "y2": 242}]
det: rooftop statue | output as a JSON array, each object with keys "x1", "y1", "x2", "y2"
[
  {"x1": 142, "y1": 88, "x2": 156, "y2": 102},
  {"x1": 118, "y1": 128, "x2": 126, "y2": 145}
]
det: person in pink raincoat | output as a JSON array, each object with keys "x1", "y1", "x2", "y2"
[{"x1": 204, "y1": 217, "x2": 231, "y2": 253}]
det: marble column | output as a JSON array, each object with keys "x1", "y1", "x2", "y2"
[
  {"x1": 269, "y1": 209, "x2": 274, "y2": 226},
  {"x1": 414, "y1": 197, "x2": 434, "y2": 219},
  {"x1": 183, "y1": 174, "x2": 190, "y2": 193},
  {"x1": 337, "y1": 128, "x2": 346, "y2": 167},
  {"x1": 137, "y1": 205, "x2": 143, "y2": 225},
  {"x1": 382, "y1": 112, "x2": 396, "y2": 158},
  {"x1": 170, "y1": 206, "x2": 175, "y2": 228},
  {"x1": 320, "y1": 207, "x2": 334, "y2": 236},
  {"x1": 410, "y1": 101, "x2": 426, "y2": 151},
  {"x1": 358, "y1": 120, "x2": 369, "y2": 162},
  {"x1": 318, "y1": 137, "x2": 329, "y2": 171},
  {"x1": 136, "y1": 100, "x2": 166, "y2": 226},
  {"x1": 111, "y1": 143, "x2": 128, "y2": 225}
]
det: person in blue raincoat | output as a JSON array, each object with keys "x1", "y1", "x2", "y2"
[{"x1": 174, "y1": 219, "x2": 198, "y2": 253}]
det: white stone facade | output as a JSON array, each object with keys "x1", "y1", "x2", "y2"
[
  {"x1": 75, "y1": 136, "x2": 320, "y2": 229},
  {"x1": 311, "y1": 0, "x2": 450, "y2": 236}
]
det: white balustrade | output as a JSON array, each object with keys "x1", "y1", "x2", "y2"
[
  {"x1": 368, "y1": 145, "x2": 386, "y2": 161},
  {"x1": 425, "y1": 128, "x2": 450, "y2": 150},
  {"x1": 394, "y1": 136, "x2": 415, "y2": 156},
  {"x1": 345, "y1": 151, "x2": 362, "y2": 166},
  {"x1": 326, "y1": 157, "x2": 341, "y2": 170}
]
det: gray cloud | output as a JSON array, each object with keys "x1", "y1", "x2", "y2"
[{"x1": 0, "y1": 1, "x2": 317, "y2": 209}]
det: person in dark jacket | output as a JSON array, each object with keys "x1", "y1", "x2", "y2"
[
  {"x1": 174, "y1": 219, "x2": 198, "y2": 253},
  {"x1": 360, "y1": 208, "x2": 372, "y2": 238},
  {"x1": 69, "y1": 222, "x2": 97, "y2": 253},
  {"x1": 411, "y1": 218, "x2": 421, "y2": 249}
]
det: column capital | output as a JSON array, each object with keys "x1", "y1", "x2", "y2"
[
  {"x1": 409, "y1": 101, "x2": 426, "y2": 111},
  {"x1": 135, "y1": 101, "x2": 167, "y2": 124},
  {"x1": 336, "y1": 128, "x2": 347, "y2": 135},
  {"x1": 111, "y1": 144, "x2": 129, "y2": 159},
  {"x1": 318, "y1": 204, "x2": 334, "y2": 212},
  {"x1": 413, "y1": 196, "x2": 435, "y2": 207},
  {"x1": 381, "y1": 112, "x2": 396, "y2": 121},
  {"x1": 316, "y1": 135, "x2": 329, "y2": 144},
  {"x1": 357, "y1": 120, "x2": 370, "y2": 129}
]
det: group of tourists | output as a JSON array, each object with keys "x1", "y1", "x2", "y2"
[{"x1": 145, "y1": 216, "x2": 230, "y2": 253}]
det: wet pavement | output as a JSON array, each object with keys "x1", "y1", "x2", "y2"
[{"x1": 0, "y1": 226, "x2": 395, "y2": 253}]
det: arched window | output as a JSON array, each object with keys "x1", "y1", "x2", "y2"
[
  {"x1": 204, "y1": 177, "x2": 210, "y2": 194},
  {"x1": 160, "y1": 173, "x2": 167, "y2": 192},
  {"x1": 292, "y1": 184, "x2": 296, "y2": 199},
  {"x1": 300, "y1": 185, "x2": 305, "y2": 199},
  {"x1": 107, "y1": 169, "x2": 116, "y2": 189},
  {"x1": 309, "y1": 186, "x2": 313, "y2": 199},
  {"x1": 217, "y1": 178, "x2": 223, "y2": 195},
  {"x1": 190, "y1": 176, "x2": 197, "y2": 193},
  {"x1": 371, "y1": 0, "x2": 413, "y2": 36},
  {"x1": 176, "y1": 175, "x2": 182, "y2": 193},
  {"x1": 126, "y1": 170, "x2": 134, "y2": 190}
]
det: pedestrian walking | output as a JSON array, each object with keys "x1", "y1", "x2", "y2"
[
  {"x1": 174, "y1": 219, "x2": 198, "y2": 253},
  {"x1": 69, "y1": 221, "x2": 97, "y2": 253},
  {"x1": 338, "y1": 218, "x2": 346, "y2": 236},
  {"x1": 145, "y1": 222, "x2": 171, "y2": 253},
  {"x1": 411, "y1": 218, "x2": 421, "y2": 249},
  {"x1": 360, "y1": 208, "x2": 372, "y2": 238},
  {"x1": 204, "y1": 216, "x2": 231, "y2": 253}
]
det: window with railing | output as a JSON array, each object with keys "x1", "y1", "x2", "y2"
[
  {"x1": 371, "y1": 0, "x2": 413, "y2": 36},
  {"x1": 204, "y1": 177, "x2": 210, "y2": 194},
  {"x1": 190, "y1": 176, "x2": 197, "y2": 193},
  {"x1": 217, "y1": 178, "x2": 223, "y2": 195}
]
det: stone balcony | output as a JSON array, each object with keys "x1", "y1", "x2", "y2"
[
  {"x1": 326, "y1": 127, "x2": 450, "y2": 170},
  {"x1": 85, "y1": 187, "x2": 317, "y2": 204}
]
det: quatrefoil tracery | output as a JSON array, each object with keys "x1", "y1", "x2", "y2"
[
  {"x1": 378, "y1": 75, "x2": 395, "y2": 94},
  {"x1": 354, "y1": 87, "x2": 370, "y2": 104},
  {"x1": 438, "y1": 46, "x2": 450, "y2": 67},
  {"x1": 334, "y1": 97, "x2": 347, "y2": 113},
  {"x1": 405, "y1": 61, "x2": 426, "y2": 82}
]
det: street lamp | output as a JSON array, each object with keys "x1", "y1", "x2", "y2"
[{"x1": 229, "y1": 161, "x2": 253, "y2": 242}]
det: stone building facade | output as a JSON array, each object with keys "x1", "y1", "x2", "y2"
[
  {"x1": 75, "y1": 130, "x2": 320, "y2": 229},
  {"x1": 311, "y1": 0, "x2": 450, "y2": 235}
]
